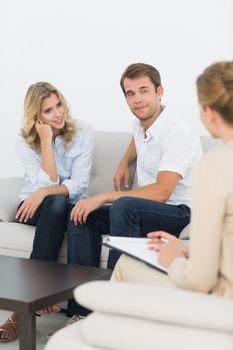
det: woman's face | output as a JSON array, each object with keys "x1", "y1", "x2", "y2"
[{"x1": 39, "y1": 93, "x2": 65, "y2": 130}]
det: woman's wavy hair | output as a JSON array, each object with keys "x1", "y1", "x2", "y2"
[
  {"x1": 21, "y1": 82, "x2": 76, "y2": 151},
  {"x1": 196, "y1": 61, "x2": 233, "y2": 125}
]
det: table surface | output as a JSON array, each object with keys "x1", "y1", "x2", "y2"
[{"x1": 0, "y1": 255, "x2": 111, "y2": 313}]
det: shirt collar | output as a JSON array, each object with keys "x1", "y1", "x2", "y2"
[{"x1": 144, "y1": 105, "x2": 167, "y2": 139}]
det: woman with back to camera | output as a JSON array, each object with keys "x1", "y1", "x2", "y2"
[
  {"x1": 0, "y1": 82, "x2": 94, "y2": 342},
  {"x1": 112, "y1": 61, "x2": 233, "y2": 298}
]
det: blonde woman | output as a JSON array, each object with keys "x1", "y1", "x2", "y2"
[
  {"x1": 112, "y1": 61, "x2": 233, "y2": 298},
  {"x1": 0, "y1": 82, "x2": 94, "y2": 342}
]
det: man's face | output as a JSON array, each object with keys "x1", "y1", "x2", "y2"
[{"x1": 123, "y1": 76, "x2": 163, "y2": 127}]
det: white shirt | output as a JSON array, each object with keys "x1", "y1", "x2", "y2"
[
  {"x1": 133, "y1": 107, "x2": 203, "y2": 207},
  {"x1": 15, "y1": 119, "x2": 94, "y2": 204}
]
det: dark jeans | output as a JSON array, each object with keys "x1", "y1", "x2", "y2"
[
  {"x1": 18, "y1": 194, "x2": 68, "y2": 261},
  {"x1": 66, "y1": 196, "x2": 190, "y2": 316},
  {"x1": 66, "y1": 205, "x2": 110, "y2": 317}
]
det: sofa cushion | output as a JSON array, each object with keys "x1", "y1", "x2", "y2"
[
  {"x1": 0, "y1": 222, "x2": 66, "y2": 263},
  {"x1": 0, "y1": 221, "x2": 109, "y2": 267},
  {"x1": 0, "y1": 177, "x2": 23, "y2": 222}
]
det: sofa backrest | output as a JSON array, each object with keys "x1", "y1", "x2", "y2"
[
  {"x1": 88, "y1": 131, "x2": 135, "y2": 196},
  {"x1": 88, "y1": 133, "x2": 222, "y2": 196}
]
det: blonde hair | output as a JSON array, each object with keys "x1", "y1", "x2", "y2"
[
  {"x1": 196, "y1": 61, "x2": 233, "y2": 125},
  {"x1": 21, "y1": 82, "x2": 76, "y2": 151}
]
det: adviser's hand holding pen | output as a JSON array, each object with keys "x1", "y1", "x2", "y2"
[{"x1": 147, "y1": 231, "x2": 189, "y2": 268}]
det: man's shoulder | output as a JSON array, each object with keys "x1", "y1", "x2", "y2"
[
  {"x1": 162, "y1": 111, "x2": 198, "y2": 140},
  {"x1": 161, "y1": 109, "x2": 191, "y2": 129},
  {"x1": 158, "y1": 112, "x2": 202, "y2": 155}
]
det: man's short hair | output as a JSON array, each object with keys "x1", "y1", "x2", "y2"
[{"x1": 120, "y1": 63, "x2": 161, "y2": 95}]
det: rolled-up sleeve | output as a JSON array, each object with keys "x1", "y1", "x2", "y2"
[
  {"x1": 62, "y1": 126, "x2": 94, "y2": 203},
  {"x1": 15, "y1": 136, "x2": 59, "y2": 192}
]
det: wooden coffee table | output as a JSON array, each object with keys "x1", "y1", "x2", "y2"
[{"x1": 0, "y1": 255, "x2": 111, "y2": 350}]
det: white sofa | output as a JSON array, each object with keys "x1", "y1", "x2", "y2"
[
  {"x1": 0, "y1": 132, "x2": 219, "y2": 267},
  {"x1": 45, "y1": 281, "x2": 233, "y2": 350}
]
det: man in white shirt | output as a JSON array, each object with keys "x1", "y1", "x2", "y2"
[
  {"x1": 66, "y1": 63, "x2": 202, "y2": 318},
  {"x1": 67, "y1": 63, "x2": 202, "y2": 276}
]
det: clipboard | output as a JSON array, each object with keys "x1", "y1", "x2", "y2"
[{"x1": 103, "y1": 236, "x2": 167, "y2": 274}]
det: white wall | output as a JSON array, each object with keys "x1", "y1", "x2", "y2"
[{"x1": 1, "y1": 0, "x2": 232, "y2": 178}]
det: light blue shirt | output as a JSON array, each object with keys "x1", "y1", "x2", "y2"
[{"x1": 15, "y1": 119, "x2": 94, "y2": 204}]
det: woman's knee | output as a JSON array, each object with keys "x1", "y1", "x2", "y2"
[
  {"x1": 111, "y1": 254, "x2": 132, "y2": 281},
  {"x1": 43, "y1": 194, "x2": 68, "y2": 215}
]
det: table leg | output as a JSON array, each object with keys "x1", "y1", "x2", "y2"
[{"x1": 19, "y1": 312, "x2": 36, "y2": 350}]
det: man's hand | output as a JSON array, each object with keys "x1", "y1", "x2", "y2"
[
  {"x1": 70, "y1": 194, "x2": 106, "y2": 225},
  {"x1": 15, "y1": 189, "x2": 46, "y2": 223},
  {"x1": 147, "y1": 231, "x2": 189, "y2": 268},
  {"x1": 114, "y1": 161, "x2": 130, "y2": 191}
]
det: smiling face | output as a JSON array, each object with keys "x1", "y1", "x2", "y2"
[
  {"x1": 123, "y1": 76, "x2": 163, "y2": 129},
  {"x1": 39, "y1": 92, "x2": 65, "y2": 133}
]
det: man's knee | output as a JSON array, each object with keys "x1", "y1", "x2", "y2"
[
  {"x1": 67, "y1": 219, "x2": 87, "y2": 238},
  {"x1": 109, "y1": 197, "x2": 139, "y2": 237},
  {"x1": 112, "y1": 196, "x2": 136, "y2": 214}
]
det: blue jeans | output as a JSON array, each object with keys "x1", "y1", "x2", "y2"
[
  {"x1": 66, "y1": 205, "x2": 110, "y2": 317},
  {"x1": 18, "y1": 194, "x2": 68, "y2": 261},
  {"x1": 108, "y1": 197, "x2": 190, "y2": 268},
  {"x1": 66, "y1": 196, "x2": 190, "y2": 316}
]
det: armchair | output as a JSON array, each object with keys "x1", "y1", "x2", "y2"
[{"x1": 45, "y1": 280, "x2": 233, "y2": 350}]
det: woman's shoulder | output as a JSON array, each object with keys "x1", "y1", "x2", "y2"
[
  {"x1": 15, "y1": 133, "x2": 28, "y2": 149},
  {"x1": 67, "y1": 119, "x2": 94, "y2": 151},
  {"x1": 15, "y1": 133, "x2": 39, "y2": 158},
  {"x1": 203, "y1": 140, "x2": 233, "y2": 159},
  {"x1": 74, "y1": 119, "x2": 94, "y2": 136},
  {"x1": 198, "y1": 140, "x2": 233, "y2": 172}
]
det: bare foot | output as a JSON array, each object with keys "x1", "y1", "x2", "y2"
[{"x1": 0, "y1": 312, "x2": 19, "y2": 342}]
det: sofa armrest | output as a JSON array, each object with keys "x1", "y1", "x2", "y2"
[
  {"x1": 74, "y1": 281, "x2": 233, "y2": 333},
  {"x1": 0, "y1": 177, "x2": 23, "y2": 222},
  {"x1": 179, "y1": 223, "x2": 191, "y2": 239}
]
